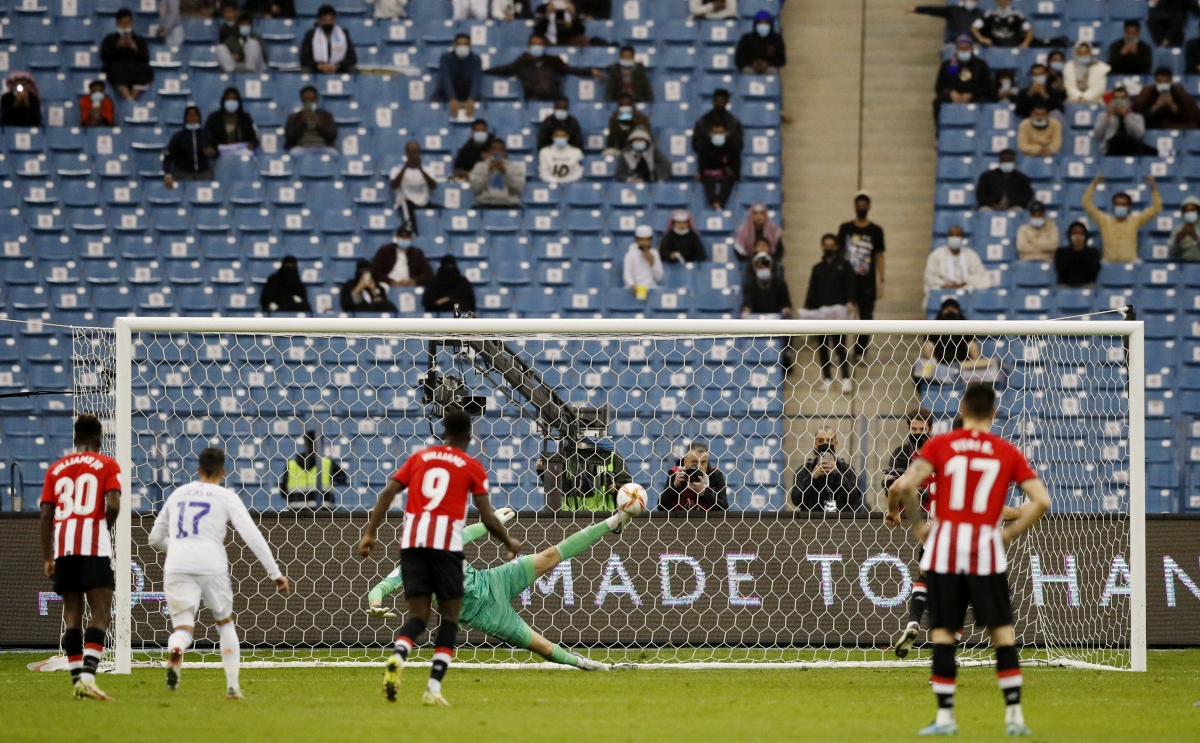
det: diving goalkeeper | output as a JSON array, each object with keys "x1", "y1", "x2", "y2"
[{"x1": 366, "y1": 507, "x2": 629, "y2": 670}]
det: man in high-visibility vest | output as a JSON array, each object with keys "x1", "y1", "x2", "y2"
[
  {"x1": 279, "y1": 430, "x2": 348, "y2": 509},
  {"x1": 537, "y1": 437, "x2": 632, "y2": 512}
]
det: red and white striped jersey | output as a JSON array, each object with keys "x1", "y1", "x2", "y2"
[
  {"x1": 40, "y1": 452, "x2": 122, "y2": 559},
  {"x1": 917, "y1": 429, "x2": 1037, "y2": 576},
  {"x1": 391, "y1": 445, "x2": 488, "y2": 552}
]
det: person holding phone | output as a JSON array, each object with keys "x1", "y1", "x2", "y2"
[{"x1": 789, "y1": 427, "x2": 864, "y2": 513}]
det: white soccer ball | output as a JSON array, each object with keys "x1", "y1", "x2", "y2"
[{"x1": 616, "y1": 482, "x2": 647, "y2": 517}]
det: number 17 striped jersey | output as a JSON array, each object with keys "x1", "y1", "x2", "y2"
[
  {"x1": 916, "y1": 429, "x2": 1037, "y2": 576},
  {"x1": 392, "y1": 445, "x2": 489, "y2": 553}
]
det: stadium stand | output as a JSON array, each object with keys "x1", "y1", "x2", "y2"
[
  {"x1": 929, "y1": 0, "x2": 1200, "y2": 515},
  {"x1": 0, "y1": 0, "x2": 787, "y2": 513}
]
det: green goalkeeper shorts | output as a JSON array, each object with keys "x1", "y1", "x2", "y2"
[{"x1": 460, "y1": 556, "x2": 537, "y2": 649}]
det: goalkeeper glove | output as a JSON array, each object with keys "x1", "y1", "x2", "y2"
[
  {"x1": 495, "y1": 506, "x2": 517, "y2": 525},
  {"x1": 366, "y1": 605, "x2": 398, "y2": 619}
]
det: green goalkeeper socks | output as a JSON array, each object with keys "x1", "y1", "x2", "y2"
[
  {"x1": 554, "y1": 521, "x2": 612, "y2": 561},
  {"x1": 546, "y1": 644, "x2": 583, "y2": 668}
]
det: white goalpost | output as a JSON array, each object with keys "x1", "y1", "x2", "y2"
[{"x1": 79, "y1": 318, "x2": 1145, "y2": 673}]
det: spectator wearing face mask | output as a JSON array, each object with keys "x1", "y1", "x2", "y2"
[
  {"x1": 534, "y1": 1, "x2": 589, "y2": 47},
  {"x1": 163, "y1": 105, "x2": 219, "y2": 189},
  {"x1": 538, "y1": 127, "x2": 584, "y2": 185},
  {"x1": 1046, "y1": 50, "x2": 1068, "y2": 95},
  {"x1": 1015, "y1": 201, "x2": 1059, "y2": 261},
  {"x1": 695, "y1": 123, "x2": 740, "y2": 210},
  {"x1": 923, "y1": 226, "x2": 988, "y2": 301},
  {"x1": 1063, "y1": 42, "x2": 1109, "y2": 104},
  {"x1": 389, "y1": 140, "x2": 438, "y2": 234},
  {"x1": 658, "y1": 441, "x2": 728, "y2": 512},
  {"x1": 204, "y1": 87, "x2": 260, "y2": 152},
  {"x1": 300, "y1": 5, "x2": 357, "y2": 74},
  {"x1": 469, "y1": 139, "x2": 526, "y2": 207},
  {"x1": 790, "y1": 428, "x2": 863, "y2": 513},
  {"x1": 605, "y1": 93, "x2": 653, "y2": 152},
  {"x1": 80, "y1": 80, "x2": 114, "y2": 128},
  {"x1": 742, "y1": 253, "x2": 793, "y2": 318},
  {"x1": 916, "y1": 298, "x2": 994, "y2": 377},
  {"x1": 485, "y1": 34, "x2": 601, "y2": 101},
  {"x1": 735, "y1": 203, "x2": 784, "y2": 261},
  {"x1": 371, "y1": 226, "x2": 434, "y2": 288},
  {"x1": 285, "y1": 87, "x2": 339, "y2": 155},
  {"x1": 1092, "y1": 86, "x2": 1157, "y2": 156},
  {"x1": 216, "y1": 13, "x2": 269, "y2": 73},
  {"x1": 422, "y1": 255, "x2": 477, "y2": 314},
  {"x1": 101, "y1": 9, "x2": 153, "y2": 102},
  {"x1": 536, "y1": 97, "x2": 584, "y2": 150},
  {"x1": 692, "y1": 89, "x2": 744, "y2": 156},
  {"x1": 454, "y1": 119, "x2": 498, "y2": 178},
  {"x1": 1149, "y1": 0, "x2": 1198, "y2": 48},
  {"x1": 435, "y1": 34, "x2": 483, "y2": 120},
  {"x1": 1108, "y1": 20, "x2": 1153, "y2": 75},
  {"x1": 749, "y1": 237, "x2": 784, "y2": 279},
  {"x1": 0, "y1": 73, "x2": 42, "y2": 127},
  {"x1": 836, "y1": 192, "x2": 885, "y2": 363},
  {"x1": 882, "y1": 408, "x2": 934, "y2": 510},
  {"x1": 261, "y1": 255, "x2": 313, "y2": 313},
  {"x1": 976, "y1": 149, "x2": 1032, "y2": 210},
  {"x1": 1017, "y1": 104, "x2": 1061, "y2": 156},
  {"x1": 736, "y1": 11, "x2": 786, "y2": 74},
  {"x1": 341, "y1": 259, "x2": 398, "y2": 314},
  {"x1": 365, "y1": 0, "x2": 408, "y2": 19},
  {"x1": 1134, "y1": 67, "x2": 1200, "y2": 130},
  {"x1": 971, "y1": 0, "x2": 1032, "y2": 48},
  {"x1": 904, "y1": 1, "x2": 983, "y2": 45},
  {"x1": 934, "y1": 35, "x2": 993, "y2": 122},
  {"x1": 1055, "y1": 221, "x2": 1102, "y2": 286},
  {"x1": 453, "y1": 0, "x2": 489, "y2": 20},
  {"x1": 1082, "y1": 174, "x2": 1162, "y2": 263},
  {"x1": 604, "y1": 46, "x2": 653, "y2": 103},
  {"x1": 806, "y1": 234, "x2": 857, "y2": 394},
  {"x1": 993, "y1": 70, "x2": 1018, "y2": 104},
  {"x1": 659, "y1": 210, "x2": 707, "y2": 264},
  {"x1": 1014, "y1": 64, "x2": 1064, "y2": 119},
  {"x1": 690, "y1": 0, "x2": 738, "y2": 20},
  {"x1": 624, "y1": 225, "x2": 664, "y2": 292},
  {"x1": 614, "y1": 127, "x2": 671, "y2": 183},
  {"x1": 1169, "y1": 196, "x2": 1200, "y2": 262}
]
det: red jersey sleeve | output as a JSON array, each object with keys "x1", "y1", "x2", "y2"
[
  {"x1": 469, "y1": 460, "x2": 489, "y2": 496},
  {"x1": 391, "y1": 456, "x2": 414, "y2": 487},
  {"x1": 101, "y1": 459, "x2": 122, "y2": 494},
  {"x1": 40, "y1": 472, "x2": 55, "y2": 505},
  {"x1": 1004, "y1": 440, "x2": 1038, "y2": 484}
]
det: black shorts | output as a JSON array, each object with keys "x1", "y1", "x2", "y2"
[
  {"x1": 53, "y1": 556, "x2": 115, "y2": 596},
  {"x1": 925, "y1": 571, "x2": 1014, "y2": 631},
  {"x1": 400, "y1": 548, "x2": 464, "y2": 601}
]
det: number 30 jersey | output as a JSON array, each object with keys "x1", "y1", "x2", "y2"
[
  {"x1": 41, "y1": 452, "x2": 123, "y2": 558},
  {"x1": 147, "y1": 481, "x2": 282, "y2": 579},
  {"x1": 917, "y1": 429, "x2": 1038, "y2": 576},
  {"x1": 392, "y1": 445, "x2": 489, "y2": 553}
]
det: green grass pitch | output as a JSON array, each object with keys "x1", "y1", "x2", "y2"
[{"x1": 2, "y1": 651, "x2": 1198, "y2": 742}]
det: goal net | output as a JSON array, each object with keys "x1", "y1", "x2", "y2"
[{"x1": 88, "y1": 318, "x2": 1144, "y2": 671}]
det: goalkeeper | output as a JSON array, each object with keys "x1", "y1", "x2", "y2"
[{"x1": 367, "y1": 507, "x2": 629, "y2": 670}]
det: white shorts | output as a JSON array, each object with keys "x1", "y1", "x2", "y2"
[{"x1": 164, "y1": 572, "x2": 234, "y2": 628}]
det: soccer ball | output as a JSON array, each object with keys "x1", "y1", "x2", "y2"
[{"x1": 616, "y1": 482, "x2": 647, "y2": 517}]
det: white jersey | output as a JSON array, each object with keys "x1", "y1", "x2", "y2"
[
  {"x1": 538, "y1": 145, "x2": 584, "y2": 185},
  {"x1": 148, "y1": 481, "x2": 282, "y2": 579}
]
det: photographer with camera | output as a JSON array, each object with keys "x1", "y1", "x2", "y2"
[
  {"x1": 657, "y1": 441, "x2": 728, "y2": 512},
  {"x1": 789, "y1": 427, "x2": 864, "y2": 513},
  {"x1": 881, "y1": 408, "x2": 933, "y2": 511}
]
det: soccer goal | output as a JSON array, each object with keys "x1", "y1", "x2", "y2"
[{"x1": 78, "y1": 317, "x2": 1145, "y2": 672}]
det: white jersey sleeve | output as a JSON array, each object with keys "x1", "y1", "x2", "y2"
[{"x1": 226, "y1": 491, "x2": 282, "y2": 580}]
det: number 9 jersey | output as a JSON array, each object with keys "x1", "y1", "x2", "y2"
[
  {"x1": 392, "y1": 445, "x2": 489, "y2": 553},
  {"x1": 41, "y1": 451, "x2": 122, "y2": 558},
  {"x1": 917, "y1": 428, "x2": 1038, "y2": 576}
]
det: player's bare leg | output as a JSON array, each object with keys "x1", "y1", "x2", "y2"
[
  {"x1": 165, "y1": 622, "x2": 194, "y2": 692},
  {"x1": 215, "y1": 615, "x2": 244, "y2": 699},
  {"x1": 386, "y1": 594, "x2": 432, "y2": 701},
  {"x1": 422, "y1": 597, "x2": 461, "y2": 707},
  {"x1": 65, "y1": 589, "x2": 115, "y2": 701},
  {"x1": 893, "y1": 575, "x2": 927, "y2": 659},
  {"x1": 918, "y1": 628, "x2": 958, "y2": 736},
  {"x1": 988, "y1": 625, "x2": 1030, "y2": 736}
]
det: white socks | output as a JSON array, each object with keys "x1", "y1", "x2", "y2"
[
  {"x1": 168, "y1": 629, "x2": 193, "y2": 656},
  {"x1": 935, "y1": 708, "x2": 956, "y2": 727},
  {"x1": 1005, "y1": 704, "x2": 1024, "y2": 726},
  {"x1": 219, "y1": 622, "x2": 241, "y2": 691},
  {"x1": 427, "y1": 678, "x2": 441, "y2": 695}
]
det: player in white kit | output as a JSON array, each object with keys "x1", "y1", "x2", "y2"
[{"x1": 148, "y1": 447, "x2": 291, "y2": 699}]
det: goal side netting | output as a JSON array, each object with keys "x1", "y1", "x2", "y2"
[{"x1": 81, "y1": 319, "x2": 1144, "y2": 671}]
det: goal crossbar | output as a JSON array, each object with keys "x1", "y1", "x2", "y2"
[{"x1": 107, "y1": 318, "x2": 1146, "y2": 673}]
